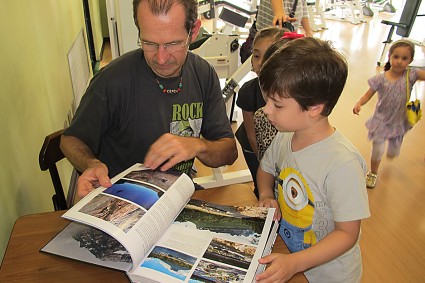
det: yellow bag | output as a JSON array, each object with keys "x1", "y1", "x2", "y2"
[
  {"x1": 406, "y1": 99, "x2": 422, "y2": 126},
  {"x1": 405, "y1": 68, "x2": 422, "y2": 127}
]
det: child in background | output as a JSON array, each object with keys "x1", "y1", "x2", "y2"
[
  {"x1": 254, "y1": 31, "x2": 304, "y2": 161},
  {"x1": 235, "y1": 27, "x2": 286, "y2": 198},
  {"x1": 353, "y1": 39, "x2": 425, "y2": 189},
  {"x1": 256, "y1": 37, "x2": 370, "y2": 283}
]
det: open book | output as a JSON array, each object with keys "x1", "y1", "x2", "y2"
[{"x1": 41, "y1": 163, "x2": 277, "y2": 283}]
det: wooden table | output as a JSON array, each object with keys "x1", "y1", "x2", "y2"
[{"x1": 0, "y1": 185, "x2": 307, "y2": 283}]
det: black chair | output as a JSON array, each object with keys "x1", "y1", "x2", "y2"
[
  {"x1": 39, "y1": 129, "x2": 77, "y2": 211},
  {"x1": 377, "y1": 0, "x2": 423, "y2": 66}
]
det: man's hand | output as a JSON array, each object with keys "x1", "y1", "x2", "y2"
[
  {"x1": 144, "y1": 133, "x2": 202, "y2": 171},
  {"x1": 77, "y1": 162, "x2": 112, "y2": 198},
  {"x1": 256, "y1": 253, "x2": 298, "y2": 283},
  {"x1": 258, "y1": 197, "x2": 281, "y2": 221}
]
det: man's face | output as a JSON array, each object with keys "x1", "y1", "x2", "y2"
[{"x1": 137, "y1": 1, "x2": 194, "y2": 78}]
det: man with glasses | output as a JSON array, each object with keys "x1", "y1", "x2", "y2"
[{"x1": 60, "y1": 0, "x2": 237, "y2": 198}]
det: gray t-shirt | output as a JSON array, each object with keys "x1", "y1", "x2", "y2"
[
  {"x1": 261, "y1": 130, "x2": 370, "y2": 282},
  {"x1": 64, "y1": 49, "x2": 234, "y2": 177}
]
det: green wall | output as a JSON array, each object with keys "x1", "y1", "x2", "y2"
[
  {"x1": 0, "y1": 0, "x2": 104, "y2": 262},
  {"x1": 99, "y1": 0, "x2": 110, "y2": 38},
  {"x1": 89, "y1": 0, "x2": 104, "y2": 60}
]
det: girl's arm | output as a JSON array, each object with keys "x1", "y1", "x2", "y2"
[
  {"x1": 353, "y1": 87, "x2": 376, "y2": 115},
  {"x1": 242, "y1": 110, "x2": 259, "y2": 157},
  {"x1": 415, "y1": 67, "x2": 425, "y2": 81}
]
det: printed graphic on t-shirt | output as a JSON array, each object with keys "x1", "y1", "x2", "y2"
[
  {"x1": 170, "y1": 103, "x2": 203, "y2": 175},
  {"x1": 276, "y1": 167, "x2": 317, "y2": 253}
]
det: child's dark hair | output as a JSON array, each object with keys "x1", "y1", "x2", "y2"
[
  {"x1": 384, "y1": 39, "x2": 415, "y2": 71},
  {"x1": 259, "y1": 37, "x2": 348, "y2": 117}
]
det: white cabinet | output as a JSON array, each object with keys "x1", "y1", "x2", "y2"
[{"x1": 106, "y1": 0, "x2": 139, "y2": 59}]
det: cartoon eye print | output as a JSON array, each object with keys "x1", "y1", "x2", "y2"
[{"x1": 278, "y1": 173, "x2": 308, "y2": 211}]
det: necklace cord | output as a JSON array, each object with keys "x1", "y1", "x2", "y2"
[{"x1": 155, "y1": 75, "x2": 183, "y2": 94}]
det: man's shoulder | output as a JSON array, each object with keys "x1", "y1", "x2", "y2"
[
  {"x1": 185, "y1": 52, "x2": 218, "y2": 82},
  {"x1": 90, "y1": 50, "x2": 144, "y2": 86},
  {"x1": 99, "y1": 49, "x2": 143, "y2": 74},
  {"x1": 187, "y1": 52, "x2": 214, "y2": 69}
]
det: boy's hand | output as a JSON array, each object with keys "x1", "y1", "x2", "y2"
[
  {"x1": 256, "y1": 253, "x2": 298, "y2": 283},
  {"x1": 258, "y1": 197, "x2": 281, "y2": 221}
]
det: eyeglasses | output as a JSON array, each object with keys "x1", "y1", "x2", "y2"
[{"x1": 138, "y1": 32, "x2": 191, "y2": 53}]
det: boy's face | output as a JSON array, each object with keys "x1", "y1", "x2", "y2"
[
  {"x1": 263, "y1": 94, "x2": 309, "y2": 132},
  {"x1": 251, "y1": 38, "x2": 275, "y2": 76}
]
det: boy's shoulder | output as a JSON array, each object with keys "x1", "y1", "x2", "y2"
[
  {"x1": 276, "y1": 130, "x2": 365, "y2": 165},
  {"x1": 317, "y1": 130, "x2": 366, "y2": 169},
  {"x1": 317, "y1": 130, "x2": 360, "y2": 153}
]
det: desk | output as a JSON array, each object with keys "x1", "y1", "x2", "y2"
[{"x1": 0, "y1": 185, "x2": 307, "y2": 283}]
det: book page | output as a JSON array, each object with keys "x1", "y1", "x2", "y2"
[
  {"x1": 128, "y1": 199, "x2": 275, "y2": 283},
  {"x1": 252, "y1": 220, "x2": 279, "y2": 281},
  {"x1": 62, "y1": 163, "x2": 195, "y2": 270},
  {"x1": 41, "y1": 221, "x2": 133, "y2": 271}
]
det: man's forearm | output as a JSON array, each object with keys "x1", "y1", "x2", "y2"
[
  {"x1": 60, "y1": 135, "x2": 101, "y2": 173},
  {"x1": 197, "y1": 137, "x2": 237, "y2": 168}
]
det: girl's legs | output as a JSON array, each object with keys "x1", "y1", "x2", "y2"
[
  {"x1": 370, "y1": 159, "x2": 381, "y2": 175},
  {"x1": 386, "y1": 136, "x2": 403, "y2": 159},
  {"x1": 370, "y1": 141, "x2": 385, "y2": 174},
  {"x1": 366, "y1": 137, "x2": 403, "y2": 188},
  {"x1": 366, "y1": 141, "x2": 385, "y2": 188}
]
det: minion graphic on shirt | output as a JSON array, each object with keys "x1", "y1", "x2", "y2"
[{"x1": 276, "y1": 167, "x2": 316, "y2": 252}]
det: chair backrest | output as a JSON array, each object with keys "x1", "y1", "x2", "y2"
[
  {"x1": 39, "y1": 129, "x2": 68, "y2": 211},
  {"x1": 396, "y1": 0, "x2": 422, "y2": 37}
]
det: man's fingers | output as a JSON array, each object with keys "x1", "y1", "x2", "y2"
[
  {"x1": 159, "y1": 155, "x2": 181, "y2": 171},
  {"x1": 145, "y1": 134, "x2": 196, "y2": 170},
  {"x1": 98, "y1": 175, "x2": 112, "y2": 188},
  {"x1": 77, "y1": 162, "x2": 111, "y2": 198},
  {"x1": 145, "y1": 146, "x2": 177, "y2": 170},
  {"x1": 77, "y1": 178, "x2": 96, "y2": 198}
]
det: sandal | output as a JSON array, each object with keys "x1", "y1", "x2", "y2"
[{"x1": 365, "y1": 171, "x2": 378, "y2": 189}]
